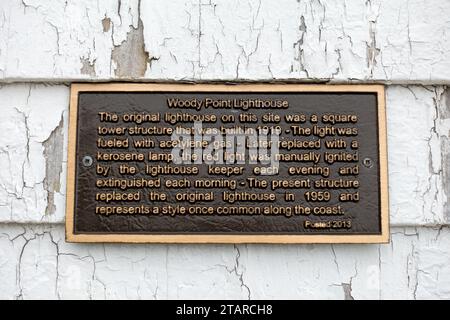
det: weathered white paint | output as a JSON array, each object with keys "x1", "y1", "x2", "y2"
[
  {"x1": 0, "y1": 0, "x2": 449, "y2": 300},
  {"x1": 0, "y1": 0, "x2": 450, "y2": 83},
  {"x1": 0, "y1": 224, "x2": 449, "y2": 299},
  {"x1": 0, "y1": 84, "x2": 447, "y2": 226},
  {"x1": 387, "y1": 86, "x2": 449, "y2": 226},
  {"x1": 0, "y1": 84, "x2": 68, "y2": 223}
]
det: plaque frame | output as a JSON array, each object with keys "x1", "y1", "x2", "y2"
[{"x1": 66, "y1": 83, "x2": 389, "y2": 244}]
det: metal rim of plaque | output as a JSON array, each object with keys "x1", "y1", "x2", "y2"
[{"x1": 66, "y1": 83, "x2": 389, "y2": 244}]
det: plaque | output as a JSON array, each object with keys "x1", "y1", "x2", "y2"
[{"x1": 66, "y1": 83, "x2": 389, "y2": 243}]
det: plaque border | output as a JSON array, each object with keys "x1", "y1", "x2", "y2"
[{"x1": 66, "y1": 83, "x2": 389, "y2": 244}]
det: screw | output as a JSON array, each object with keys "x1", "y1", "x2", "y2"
[
  {"x1": 82, "y1": 155, "x2": 93, "y2": 167},
  {"x1": 363, "y1": 157, "x2": 373, "y2": 168}
]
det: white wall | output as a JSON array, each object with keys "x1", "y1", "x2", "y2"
[{"x1": 0, "y1": 0, "x2": 449, "y2": 299}]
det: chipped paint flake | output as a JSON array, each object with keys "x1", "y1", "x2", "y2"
[
  {"x1": 102, "y1": 17, "x2": 111, "y2": 33},
  {"x1": 111, "y1": 18, "x2": 151, "y2": 78},
  {"x1": 0, "y1": 0, "x2": 448, "y2": 81},
  {"x1": 80, "y1": 58, "x2": 96, "y2": 77},
  {"x1": 43, "y1": 115, "x2": 64, "y2": 216}
]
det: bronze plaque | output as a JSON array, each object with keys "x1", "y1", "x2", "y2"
[{"x1": 66, "y1": 84, "x2": 389, "y2": 243}]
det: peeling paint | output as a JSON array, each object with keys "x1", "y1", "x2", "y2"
[
  {"x1": 1, "y1": 225, "x2": 450, "y2": 299},
  {"x1": 80, "y1": 58, "x2": 96, "y2": 77},
  {"x1": 42, "y1": 115, "x2": 64, "y2": 216},
  {"x1": 387, "y1": 86, "x2": 448, "y2": 225},
  {"x1": 1, "y1": 0, "x2": 450, "y2": 301},
  {"x1": 0, "y1": 84, "x2": 447, "y2": 226},
  {"x1": 443, "y1": 139, "x2": 450, "y2": 222},
  {"x1": 341, "y1": 283, "x2": 354, "y2": 300},
  {"x1": 296, "y1": 15, "x2": 308, "y2": 77},
  {"x1": 0, "y1": 0, "x2": 449, "y2": 81},
  {"x1": 366, "y1": 0, "x2": 380, "y2": 77},
  {"x1": 102, "y1": 17, "x2": 111, "y2": 33},
  {"x1": 439, "y1": 88, "x2": 450, "y2": 221},
  {"x1": 441, "y1": 88, "x2": 450, "y2": 119},
  {"x1": 111, "y1": 19, "x2": 151, "y2": 78}
]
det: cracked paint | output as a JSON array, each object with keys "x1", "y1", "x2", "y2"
[
  {"x1": 387, "y1": 86, "x2": 448, "y2": 226},
  {"x1": 111, "y1": 1, "x2": 156, "y2": 78},
  {"x1": 111, "y1": 18, "x2": 151, "y2": 78},
  {"x1": 365, "y1": 0, "x2": 380, "y2": 77},
  {"x1": 0, "y1": 0, "x2": 448, "y2": 81},
  {"x1": 0, "y1": 84, "x2": 68, "y2": 223},
  {"x1": 0, "y1": 0, "x2": 450, "y2": 301},
  {"x1": 42, "y1": 115, "x2": 64, "y2": 216},
  {"x1": 232, "y1": 245, "x2": 251, "y2": 299},
  {"x1": 0, "y1": 83, "x2": 448, "y2": 298},
  {"x1": 4, "y1": 225, "x2": 448, "y2": 299},
  {"x1": 1, "y1": 84, "x2": 446, "y2": 226},
  {"x1": 437, "y1": 88, "x2": 450, "y2": 222}
]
